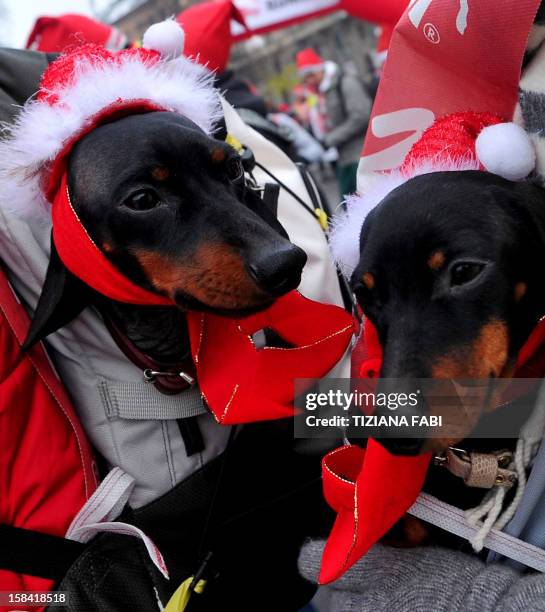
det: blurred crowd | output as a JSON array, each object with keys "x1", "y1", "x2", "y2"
[{"x1": 24, "y1": 0, "x2": 383, "y2": 200}]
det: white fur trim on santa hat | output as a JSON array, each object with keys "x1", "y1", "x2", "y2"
[
  {"x1": 0, "y1": 51, "x2": 222, "y2": 215},
  {"x1": 476, "y1": 122, "x2": 535, "y2": 181},
  {"x1": 298, "y1": 64, "x2": 324, "y2": 76},
  {"x1": 143, "y1": 19, "x2": 185, "y2": 59},
  {"x1": 330, "y1": 157, "x2": 481, "y2": 277}
]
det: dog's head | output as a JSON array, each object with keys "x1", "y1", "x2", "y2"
[
  {"x1": 351, "y1": 171, "x2": 545, "y2": 453},
  {"x1": 25, "y1": 111, "x2": 307, "y2": 346}
]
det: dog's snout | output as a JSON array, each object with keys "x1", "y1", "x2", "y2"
[
  {"x1": 248, "y1": 244, "x2": 307, "y2": 296},
  {"x1": 373, "y1": 378, "x2": 428, "y2": 456}
]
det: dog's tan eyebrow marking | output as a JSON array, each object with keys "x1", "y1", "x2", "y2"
[
  {"x1": 102, "y1": 241, "x2": 115, "y2": 253},
  {"x1": 428, "y1": 250, "x2": 445, "y2": 271},
  {"x1": 211, "y1": 147, "x2": 226, "y2": 163},
  {"x1": 362, "y1": 272, "x2": 375, "y2": 290},
  {"x1": 151, "y1": 166, "x2": 170, "y2": 181},
  {"x1": 515, "y1": 282, "x2": 527, "y2": 302}
]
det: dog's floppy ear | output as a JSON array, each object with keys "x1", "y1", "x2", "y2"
[{"x1": 23, "y1": 237, "x2": 92, "y2": 350}]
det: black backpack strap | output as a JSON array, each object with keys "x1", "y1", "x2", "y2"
[
  {"x1": 261, "y1": 183, "x2": 280, "y2": 217},
  {"x1": 177, "y1": 416, "x2": 205, "y2": 456},
  {"x1": 0, "y1": 524, "x2": 85, "y2": 581}
]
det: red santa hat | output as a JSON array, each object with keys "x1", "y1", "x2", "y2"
[
  {"x1": 296, "y1": 47, "x2": 325, "y2": 76},
  {"x1": 7, "y1": 21, "x2": 217, "y2": 201},
  {"x1": 177, "y1": 0, "x2": 247, "y2": 73},
  {"x1": 330, "y1": 111, "x2": 536, "y2": 277},
  {"x1": 26, "y1": 13, "x2": 128, "y2": 52},
  {"x1": 376, "y1": 23, "x2": 394, "y2": 60},
  {"x1": 1, "y1": 18, "x2": 353, "y2": 426},
  {"x1": 4, "y1": 18, "x2": 218, "y2": 305}
]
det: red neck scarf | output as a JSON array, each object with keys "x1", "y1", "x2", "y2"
[{"x1": 53, "y1": 173, "x2": 172, "y2": 306}]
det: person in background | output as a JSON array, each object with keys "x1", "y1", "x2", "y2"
[
  {"x1": 296, "y1": 47, "x2": 371, "y2": 197},
  {"x1": 26, "y1": 14, "x2": 128, "y2": 52},
  {"x1": 292, "y1": 84, "x2": 313, "y2": 128},
  {"x1": 268, "y1": 107, "x2": 325, "y2": 164}
]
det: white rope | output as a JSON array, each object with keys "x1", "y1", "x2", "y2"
[
  {"x1": 464, "y1": 382, "x2": 545, "y2": 551},
  {"x1": 494, "y1": 439, "x2": 528, "y2": 530},
  {"x1": 466, "y1": 486, "x2": 506, "y2": 552}
]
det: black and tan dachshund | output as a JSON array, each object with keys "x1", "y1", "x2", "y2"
[
  {"x1": 25, "y1": 111, "x2": 307, "y2": 360},
  {"x1": 351, "y1": 170, "x2": 545, "y2": 455},
  {"x1": 20, "y1": 110, "x2": 325, "y2": 609}
]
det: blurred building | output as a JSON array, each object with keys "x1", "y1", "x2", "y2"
[
  {"x1": 110, "y1": 0, "x2": 375, "y2": 104},
  {"x1": 109, "y1": 0, "x2": 191, "y2": 41}
]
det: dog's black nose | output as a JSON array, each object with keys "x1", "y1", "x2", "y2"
[
  {"x1": 248, "y1": 243, "x2": 307, "y2": 296},
  {"x1": 372, "y1": 378, "x2": 428, "y2": 456}
]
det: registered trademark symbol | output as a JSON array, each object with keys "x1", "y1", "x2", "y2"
[{"x1": 423, "y1": 22, "x2": 440, "y2": 44}]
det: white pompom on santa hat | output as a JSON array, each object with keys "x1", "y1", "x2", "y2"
[
  {"x1": 142, "y1": 18, "x2": 185, "y2": 59},
  {"x1": 330, "y1": 111, "x2": 537, "y2": 277}
]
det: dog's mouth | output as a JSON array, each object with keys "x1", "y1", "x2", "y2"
[
  {"x1": 379, "y1": 372, "x2": 506, "y2": 456},
  {"x1": 132, "y1": 244, "x2": 303, "y2": 316},
  {"x1": 172, "y1": 289, "x2": 277, "y2": 318},
  {"x1": 383, "y1": 321, "x2": 513, "y2": 455}
]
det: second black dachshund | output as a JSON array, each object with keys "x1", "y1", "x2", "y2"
[{"x1": 351, "y1": 170, "x2": 545, "y2": 454}]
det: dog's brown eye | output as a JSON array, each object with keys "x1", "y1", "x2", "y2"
[
  {"x1": 124, "y1": 189, "x2": 160, "y2": 212},
  {"x1": 450, "y1": 262, "x2": 484, "y2": 287},
  {"x1": 226, "y1": 158, "x2": 244, "y2": 182}
]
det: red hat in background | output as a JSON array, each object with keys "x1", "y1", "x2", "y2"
[
  {"x1": 296, "y1": 47, "x2": 324, "y2": 75},
  {"x1": 339, "y1": 0, "x2": 408, "y2": 65},
  {"x1": 375, "y1": 23, "x2": 394, "y2": 62},
  {"x1": 26, "y1": 14, "x2": 128, "y2": 52},
  {"x1": 177, "y1": 0, "x2": 247, "y2": 73}
]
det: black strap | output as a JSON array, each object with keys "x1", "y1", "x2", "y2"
[
  {"x1": 197, "y1": 426, "x2": 237, "y2": 559},
  {"x1": 183, "y1": 426, "x2": 238, "y2": 598},
  {"x1": 177, "y1": 416, "x2": 205, "y2": 457},
  {"x1": 0, "y1": 524, "x2": 85, "y2": 581},
  {"x1": 296, "y1": 163, "x2": 356, "y2": 314},
  {"x1": 253, "y1": 160, "x2": 316, "y2": 217},
  {"x1": 296, "y1": 162, "x2": 331, "y2": 215},
  {"x1": 262, "y1": 183, "x2": 280, "y2": 217}
]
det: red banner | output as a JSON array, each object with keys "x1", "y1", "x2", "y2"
[
  {"x1": 231, "y1": 0, "x2": 341, "y2": 39},
  {"x1": 340, "y1": 0, "x2": 408, "y2": 25},
  {"x1": 231, "y1": 0, "x2": 410, "y2": 39}
]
